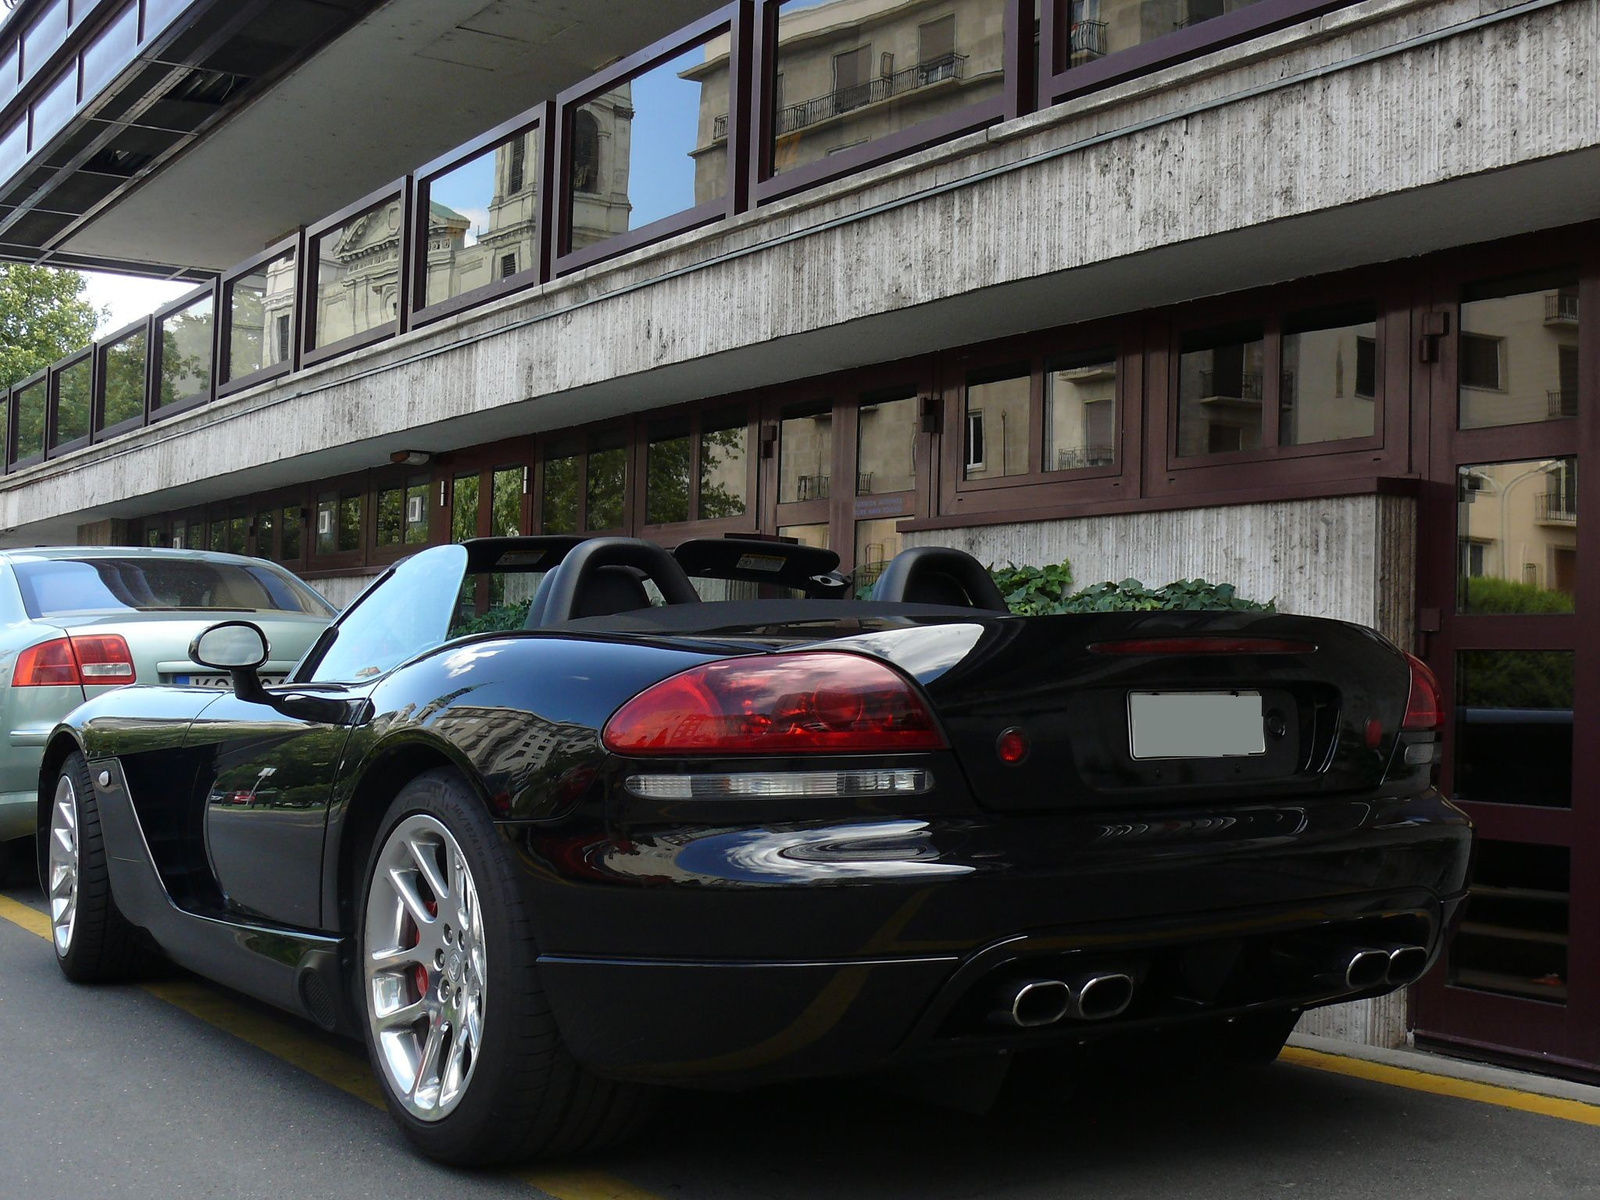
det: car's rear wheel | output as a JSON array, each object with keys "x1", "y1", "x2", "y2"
[
  {"x1": 356, "y1": 768, "x2": 651, "y2": 1165},
  {"x1": 49, "y1": 751, "x2": 143, "y2": 982}
]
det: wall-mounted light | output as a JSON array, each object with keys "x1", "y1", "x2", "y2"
[{"x1": 391, "y1": 450, "x2": 431, "y2": 466}]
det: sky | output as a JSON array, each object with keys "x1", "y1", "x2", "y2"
[{"x1": 80, "y1": 270, "x2": 194, "y2": 336}]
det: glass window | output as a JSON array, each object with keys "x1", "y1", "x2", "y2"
[
  {"x1": 144, "y1": 525, "x2": 163, "y2": 548},
  {"x1": 772, "y1": 0, "x2": 1009, "y2": 176},
  {"x1": 376, "y1": 478, "x2": 429, "y2": 548},
  {"x1": 102, "y1": 327, "x2": 147, "y2": 427},
  {"x1": 963, "y1": 366, "x2": 1029, "y2": 480},
  {"x1": 155, "y1": 292, "x2": 215, "y2": 410},
  {"x1": 542, "y1": 438, "x2": 580, "y2": 534},
  {"x1": 854, "y1": 517, "x2": 903, "y2": 591},
  {"x1": 586, "y1": 434, "x2": 627, "y2": 530},
  {"x1": 779, "y1": 522, "x2": 830, "y2": 549},
  {"x1": 81, "y1": 3, "x2": 139, "y2": 97},
  {"x1": 13, "y1": 557, "x2": 331, "y2": 619},
  {"x1": 453, "y1": 473, "x2": 481, "y2": 541},
  {"x1": 491, "y1": 466, "x2": 523, "y2": 537},
  {"x1": 280, "y1": 506, "x2": 303, "y2": 561},
  {"x1": 1456, "y1": 651, "x2": 1574, "y2": 809},
  {"x1": 646, "y1": 417, "x2": 691, "y2": 525},
  {"x1": 376, "y1": 487, "x2": 404, "y2": 547},
  {"x1": 856, "y1": 393, "x2": 917, "y2": 494},
  {"x1": 1279, "y1": 303, "x2": 1378, "y2": 446},
  {"x1": 54, "y1": 356, "x2": 91, "y2": 446},
  {"x1": 1044, "y1": 349, "x2": 1116, "y2": 471},
  {"x1": 316, "y1": 490, "x2": 363, "y2": 555},
  {"x1": 406, "y1": 478, "x2": 431, "y2": 544},
  {"x1": 0, "y1": 44, "x2": 17, "y2": 112},
  {"x1": 420, "y1": 126, "x2": 542, "y2": 307},
  {"x1": 310, "y1": 545, "x2": 468, "y2": 683},
  {"x1": 1063, "y1": 0, "x2": 1269, "y2": 67},
  {"x1": 22, "y1": 0, "x2": 68, "y2": 71},
  {"x1": 1457, "y1": 459, "x2": 1576, "y2": 613},
  {"x1": 226, "y1": 249, "x2": 296, "y2": 382},
  {"x1": 1460, "y1": 270, "x2": 1579, "y2": 429},
  {"x1": 31, "y1": 64, "x2": 77, "y2": 147},
  {"x1": 700, "y1": 405, "x2": 748, "y2": 518},
  {"x1": 1176, "y1": 322, "x2": 1265, "y2": 457},
  {"x1": 567, "y1": 34, "x2": 723, "y2": 254},
  {"x1": 1449, "y1": 840, "x2": 1569, "y2": 1003},
  {"x1": 14, "y1": 379, "x2": 45, "y2": 461},
  {"x1": 257, "y1": 509, "x2": 275, "y2": 557},
  {"x1": 310, "y1": 194, "x2": 402, "y2": 350},
  {"x1": 780, "y1": 400, "x2": 833, "y2": 503},
  {"x1": 171, "y1": 518, "x2": 187, "y2": 550}
]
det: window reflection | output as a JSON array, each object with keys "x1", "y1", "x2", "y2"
[
  {"x1": 1460, "y1": 270, "x2": 1580, "y2": 429},
  {"x1": 55, "y1": 357, "x2": 91, "y2": 446},
  {"x1": 542, "y1": 438, "x2": 581, "y2": 534},
  {"x1": 964, "y1": 367, "x2": 1029, "y2": 480},
  {"x1": 568, "y1": 35, "x2": 724, "y2": 254},
  {"x1": 453, "y1": 473, "x2": 481, "y2": 541},
  {"x1": 780, "y1": 400, "x2": 833, "y2": 503},
  {"x1": 1457, "y1": 459, "x2": 1576, "y2": 612},
  {"x1": 311, "y1": 195, "x2": 403, "y2": 350},
  {"x1": 491, "y1": 466, "x2": 523, "y2": 537},
  {"x1": 854, "y1": 517, "x2": 903, "y2": 589},
  {"x1": 155, "y1": 293, "x2": 214, "y2": 410},
  {"x1": 1045, "y1": 349, "x2": 1116, "y2": 471},
  {"x1": 780, "y1": 522, "x2": 830, "y2": 549},
  {"x1": 257, "y1": 509, "x2": 275, "y2": 558},
  {"x1": 700, "y1": 406, "x2": 748, "y2": 518},
  {"x1": 857, "y1": 393, "x2": 917, "y2": 494},
  {"x1": 1065, "y1": 0, "x2": 1269, "y2": 67},
  {"x1": 647, "y1": 417, "x2": 692, "y2": 525},
  {"x1": 227, "y1": 250, "x2": 296, "y2": 381},
  {"x1": 586, "y1": 434, "x2": 627, "y2": 529},
  {"x1": 1456, "y1": 651, "x2": 1574, "y2": 809},
  {"x1": 1177, "y1": 323, "x2": 1264, "y2": 456},
  {"x1": 280, "y1": 507, "x2": 302, "y2": 560},
  {"x1": 1450, "y1": 840, "x2": 1569, "y2": 1003},
  {"x1": 14, "y1": 380, "x2": 45, "y2": 461},
  {"x1": 1280, "y1": 304, "x2": 1377, "y2": 446},
  {"x1": 102, "y1": 327, "x2": 146, "y2": 428},
  {"x1": 377, "y1": 475, "x2": 431, "y2": 548},
  {"x1": 770, "y1": 0, "x2": 1009, "y2": 176},
  {"x1": 316, "y1": 490, "x2": 363, "y2": 555},
  {"x1": 420, "y1": 125, "x2": 542, "y2": 307}
]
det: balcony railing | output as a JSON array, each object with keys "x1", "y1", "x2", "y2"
[
  {"x1": 1545, "y1": 292, "x2": 1580, "y2": 324},
  {"x1": 1198, "y1": 370, "x2": 1264, "y2": 401},
  {"x1": 1548, "y1": 388, "x2": 1578, "y2": 419},
  {"x1": 1070, "y1": 21, "x2": 1108, "y2": 60},
  {"x1": 1054, "y1": 444, "x2": 1117, "y2": 470},
  {"x1": 1535, "y1": 492, "x2": 1578, "y2": 524},
  {"x1": 775, "y1": 53, "x2": 968, "y2": 137},
  {"x1": 796, "y1": 473, "x2": 830, "y2": 500}
]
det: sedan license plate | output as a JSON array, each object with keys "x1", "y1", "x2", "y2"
[
  {"x1": 174, "y1": 673, "x2": 287, "y2": 688},
  {"x1": 1128, "y1": 691, "x2": 1265, "y2": 759}
]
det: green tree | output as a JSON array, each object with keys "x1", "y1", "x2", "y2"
[{"x1": 0, "y1": 265, "x2": 103, "y2": 390}]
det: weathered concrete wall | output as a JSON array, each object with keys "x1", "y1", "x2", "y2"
[
  {"x1": 1, "y1": 0, "x2": 1596, "y2": 536},
  {"x1": 906, "y1": 494, "x2": 1421, "y2": 1048},
  {"x1": 307, "y1": 573, "x2": 376, "y2": 611}
]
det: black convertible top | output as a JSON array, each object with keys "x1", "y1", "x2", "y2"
[{"x1": 549, "y1": 598, "x2": 995, "y2": 640}]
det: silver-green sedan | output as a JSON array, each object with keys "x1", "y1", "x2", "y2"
[{"x1": 0, "y1": 547, "x2": 335, "y2": 871}]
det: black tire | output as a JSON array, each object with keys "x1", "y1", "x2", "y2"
[
  {"x1": 354, "y1": 768, "x2": 653, "y2": 1166},
  {"x1": 50, "y1": 751, "x2": 144, "y2": 983}
]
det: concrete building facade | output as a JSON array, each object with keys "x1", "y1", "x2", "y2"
[{"x1": 0, "y1": 0, "x2": 1595, "y2": 1075}]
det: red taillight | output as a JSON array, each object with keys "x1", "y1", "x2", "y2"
[
  {"x1": 1402, "y1": 653, "x2": 1443, "y2": 731},
  {"x1": 12, "y1": 634, "x2": 136, "y2": 688},
  {"x1": 1089, "y1": 637, "x2": 1316, "y2": 656},
  {"x1": 603, "y1": 652, "x2": 946, "y2": 756}
]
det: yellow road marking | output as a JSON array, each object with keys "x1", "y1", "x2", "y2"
[
  {"x1": 0, "y1": 895, "x2": 662, "y2": 1200},
  {"x1": 1281, "y1": 1046, "x2": 1600, "y2": 1127}
]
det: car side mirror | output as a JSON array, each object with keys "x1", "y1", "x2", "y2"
[{"x1": 191, "y1": 621, "x2": 273, "y2": 705}]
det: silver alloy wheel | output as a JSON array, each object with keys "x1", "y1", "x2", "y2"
[
  {"x1": 47, "y1": 774, "x2": 79, "y2": 956},
  {"x1": 363, "y1": 813, "x2": 487, "y2": 1122}
]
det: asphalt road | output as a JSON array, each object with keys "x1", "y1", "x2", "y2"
[{"x1": 3, "y1": 877, "x2": 1599, "y2": 1200}]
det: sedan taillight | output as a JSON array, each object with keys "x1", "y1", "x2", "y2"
[
  {"x1": 13, "y1": 634, "x2": 137, "y2": 688},
  {"x1": 1401, "y1": 653, "x2": 1442, "y2": 731},
  {"x1": 603, "y1": 652, "x2": 945, "y2": 755}
]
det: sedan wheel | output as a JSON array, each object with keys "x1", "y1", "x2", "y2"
[
  {"x1": 363, "y1": 814, "x2": 487, "y2": 1122},
  {"x1": 47, "y1": 774, "x2": 80, "y2": 955}
]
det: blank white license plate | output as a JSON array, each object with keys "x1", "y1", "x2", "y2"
[
  {"x1": 174, "y1": 674, "x2": 287, "y2": 688},
  {"x1": 1128, "y1": 691, "x2": 1266, "y2": 759}
]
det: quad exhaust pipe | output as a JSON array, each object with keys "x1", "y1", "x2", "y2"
[
  {"x1": 1274, "y1": 936, "x2": 1431, "y2": 991},
  {"x1": 989, "y1": 970, "x2": 1135, "y2": 1028}
]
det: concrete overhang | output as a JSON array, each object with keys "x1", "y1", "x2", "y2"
[{"x1": 0, "y1": 0, "x2": 1595, "y2": 542}]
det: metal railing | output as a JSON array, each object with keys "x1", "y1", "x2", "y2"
[
  {"x1": 1070, "y1": 21, "x2": 1108, "y2": 60},
  {"x1": 1198, "y1": 369, "x2": 1264, "y2": 401},
  {"x1": 1545, "y1": 292, "x2": 1580, "y2": 324},
  {"x1": 796, "y1": 473, "x2": 830, "y2": 501},
  {"x1": 712, "y1": 113, "x2": 728, "y2": 142},
  {"x1": 1535, "y1": 492, "x2": 1578, "y2": 524},
  {"x1": 775, "y1": 53, "x2": 968, "y2": 137},
  {"x1": 1548, "y1": 388, "x2": 1578, "y2": 419},
  {"x1": 1054, "y1": 444, "x2": 1117, "y2": 470}
]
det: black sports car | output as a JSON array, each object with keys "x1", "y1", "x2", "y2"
[{"x1": 36, "y1": 536, "x2": 1472, "y2": 1165}]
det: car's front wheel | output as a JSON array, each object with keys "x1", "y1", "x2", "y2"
[
  {"x1": 356, "y1": 769, "x2": 650, "y2": 1165},
  {"x1": 48, "y1": 751, "x2": 143, "y2": 982}
]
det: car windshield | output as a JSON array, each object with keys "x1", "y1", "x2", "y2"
[{"x1": 12, "y1": 557, "x2": 335, "y2": 619}]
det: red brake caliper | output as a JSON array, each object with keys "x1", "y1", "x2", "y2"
[{"x1": 404, "y1": 898, "x2": 438, "y2": 1002}]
